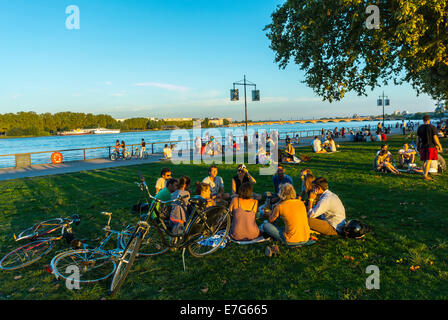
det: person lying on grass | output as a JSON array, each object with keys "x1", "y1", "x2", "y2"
[
  {"x1": 195, "y1": 182, "x2": 216, "y2": 208},
  {"x1": 262, "y1": 183, "x2": 312, "y2": 246},
  {"x1": 374, "y1": 150, "x2": 401, "y2": 175},
  {"x1": 229, "y1": 182, "x2": 260, "y2": 241},
  {"x1": 307, "y1": 177, "x2": 346, "y2": 236}
]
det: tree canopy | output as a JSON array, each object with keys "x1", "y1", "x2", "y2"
[{"x1": 265, "y1": 0, "x2": 448, "y2": 103}]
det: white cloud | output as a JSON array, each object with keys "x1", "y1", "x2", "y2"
[
  {"x1": 105, "y1": 81, "x2": 112, "y2": 86},
  {"x1": 134, "y1": 82, "x2": 190, "y2": 92}
]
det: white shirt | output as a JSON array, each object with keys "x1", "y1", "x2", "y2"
[
  {"x1": 312, "y1": 139, "x2": 322, "y2": 152},
  {"x1": 308, "y1": 190, "x2": 346, "y2": 231},
  {"x1": 329, "y1": 140, "x2": 337, "y2": 152},
  {"x1": 202, "y1": 176, "x2": 224, "y2": 196}
]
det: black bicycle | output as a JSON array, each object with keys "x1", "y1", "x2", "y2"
[{"x1": 109, "y1": 173, "x2": 231, "y2": 296}]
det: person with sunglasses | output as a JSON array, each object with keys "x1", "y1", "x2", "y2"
[{"x1": 155, "y1": 168, "x2": 172, "y2": 194}]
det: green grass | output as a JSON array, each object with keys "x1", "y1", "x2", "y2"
[{"x1": 0, "y1": 135, "x2": 447, "y2": 300}]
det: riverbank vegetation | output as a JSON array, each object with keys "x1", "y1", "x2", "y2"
[{"x1": 0, "y1": 112, "x2": 218, "y2": 137}]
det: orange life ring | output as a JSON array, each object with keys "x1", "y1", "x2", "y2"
[{"x1": 51, "y1": 152, "x2": 63, "y2": 164}]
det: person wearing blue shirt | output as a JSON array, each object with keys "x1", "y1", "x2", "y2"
[{"x1": 272, "y1": 165, "x2": 293, "y2": 194}]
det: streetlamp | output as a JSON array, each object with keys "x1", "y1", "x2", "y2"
[
  {"x1": 377, "y1": 91, "x2": 390, "y2": 129},
  {"x1": 230, "y1": 75, "x2": 260, "y2": 144}
]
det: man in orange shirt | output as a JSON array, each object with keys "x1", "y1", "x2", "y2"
[{"x1": 262, "y1": 183, "x2": 311, "y2": 245}]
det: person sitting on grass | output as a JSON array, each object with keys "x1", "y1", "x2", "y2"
[
  {"x1": 307, "y1": 177, "x2": 346, "y2": 236},
  {"x1": 312, "y1": 136, "x2": 325, "y2": 153},
  {"x1": 155, "y1": 168, "x2": 172, "y2": 194},
  {"x1": 272, "y1": 165, "x2": 293, "y2": 194},
  {"x1": 170, "y1": 176, "x2": 191, "y2": 235},
  {"x1": 374, "y1": 150, "x2": 401, "y2": 175},
  {"x1": 328, "y1": 137, "x2": 337, "y2": 152},
  {"x1": 398, "y1": 143, "x2": 417, "y2": 168},
  {"x1": 262, "y1": 183, "x2": 311, "y2": 246},
  {"x1": 282, "y1": 138, "x2": 295, "y2": 162},
  {"x1": 229, "y1": 182, "x2": 260, "y2": 241},
  {"x1": 299, "y1": 169, "x2": 312, "y2": 199},
  {"x1": 301, "y1": 172, "x2": 316, "y2": 210},
  {"x1": 151, "y1": 178, "x2": 178, "y2": 219},
  {"x1": 195, "y1": 182, "x2": 216, "y2": 208},
  {"x1": 202, "y1": 165, "x2": 230, "y2": 203},
  {"x1": 232, "y1": 164, "x2": 257, "y2": 196}
]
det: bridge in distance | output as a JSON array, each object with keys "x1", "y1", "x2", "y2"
[{"x1": 228, "y1": 117, "x2": 386, "y2": 127}]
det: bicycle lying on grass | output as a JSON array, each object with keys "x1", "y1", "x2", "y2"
[
  {"x1": 0, "y1": 215, "x2": 80, "y2": 271},
  {"x1": 109, "y1": 173, "x2": 231, "y2": 296},
  {"x1": 48, "y1": 212, "x2": 133, "y2": 284}
]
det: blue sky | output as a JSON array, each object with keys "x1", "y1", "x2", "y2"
[{"x1": 0, "y1": 0, "x2": 437, "y2": 121}]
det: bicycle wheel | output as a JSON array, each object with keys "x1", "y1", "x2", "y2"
[
  {"x1": 109, "y1": 233, "x2": 142, "y2": 296},
  {"x1": 51, "y1": 249, "x2": 116, "y2": 283},
  {"x1": 0, "y1": 239, "x2": 54, "y2": 270},
  {"x1": 119, "y1": 226, "x2": 168, "y2": 257},
  {"x1": 187, "y1": 207, "x2": 231, "y2": 258},
  {"x1": 17, "y1": 218, "x2": 64, "y2": 240}
]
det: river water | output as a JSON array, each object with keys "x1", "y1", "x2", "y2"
[{"x1": 0, "y1": 120, "x2": 407, "y2": 168}]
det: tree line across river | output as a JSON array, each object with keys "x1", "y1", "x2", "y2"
[{"x1": 0, "y1": 112, "x2": 218, "y2": 137}]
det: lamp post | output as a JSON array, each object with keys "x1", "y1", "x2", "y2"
[
  {"x1": 377, "y1": 91, "x2": 390, "y2": 130},
  {"x1": 230, "y1": 75, "x2": 260, "y2": 145}
]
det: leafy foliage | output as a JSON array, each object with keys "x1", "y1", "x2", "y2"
[{"x1": 265, "y1": 0, "x2": 448, "y2": 102}]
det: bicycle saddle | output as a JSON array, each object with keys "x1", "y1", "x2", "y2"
[
  {"x1": 189, "y1": 196, "x2": 208, "y2": 207},
  {"x1": 101, "y1": 212, "x2": 112, "y2": 216}
]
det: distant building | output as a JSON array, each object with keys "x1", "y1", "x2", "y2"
[
  {"x1": 208, "y1": 118, "x2": 232, "y2": 126},
  {"x1": 393, "y1": 110, "x2": 400, "y2": 115},
  {"x1": 401, "y1": 111, "x2": 409, "y2": 116},
  {"x1": 162, "y1": 117, "x2": 193, "y2": 122}
]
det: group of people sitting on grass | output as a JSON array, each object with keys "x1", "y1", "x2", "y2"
[
  {"x1": 150, "y1": 164, "x2": 347, "y2": 246},
  {"x1": 371, "y1": 115, "x2": 446, "y2": 180},
  {"x1": 312, "y1": 136, "x2": 338, "y2": 153}
]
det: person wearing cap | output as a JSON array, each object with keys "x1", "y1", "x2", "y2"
[{"x1": 231, "y1": 164, "x2": 262, "y2": 201}]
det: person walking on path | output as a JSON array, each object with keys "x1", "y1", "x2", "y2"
[
  {"x1": 417, "y1": 115, "x2": 443, "y2": 181},
  {"x1": 140, "y1": 139, "x2": 146, "y2": 159}
]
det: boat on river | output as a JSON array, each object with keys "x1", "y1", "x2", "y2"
[
  {"x1": 92, "y1": 128, "x2": 121, "y2": 134},
  {"x1": 58, "y1": 129, "x2": 94, "y2": 136}
]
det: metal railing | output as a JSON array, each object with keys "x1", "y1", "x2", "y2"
[{"x1": 0, "y1": 125, "x2": 399, "y2": 169}]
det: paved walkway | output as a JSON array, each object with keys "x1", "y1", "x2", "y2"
[
  {"x1": 0, "y1": 128, "x2": 405, "y2": 182},
  {"x1": 0, "y1": 154, "x2": 164, "y2": 181}
]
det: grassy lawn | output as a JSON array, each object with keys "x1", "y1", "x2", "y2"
[{"x1": 0, "y1": 135, "x2": 447, "y2": 300}]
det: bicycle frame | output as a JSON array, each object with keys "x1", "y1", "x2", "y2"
[
  {"x1": 14, "y1": 218, "x2": 75, "y2": 242},
  {"x1": 135, "y1": 179, "x2": 227, "y2": 249}
]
